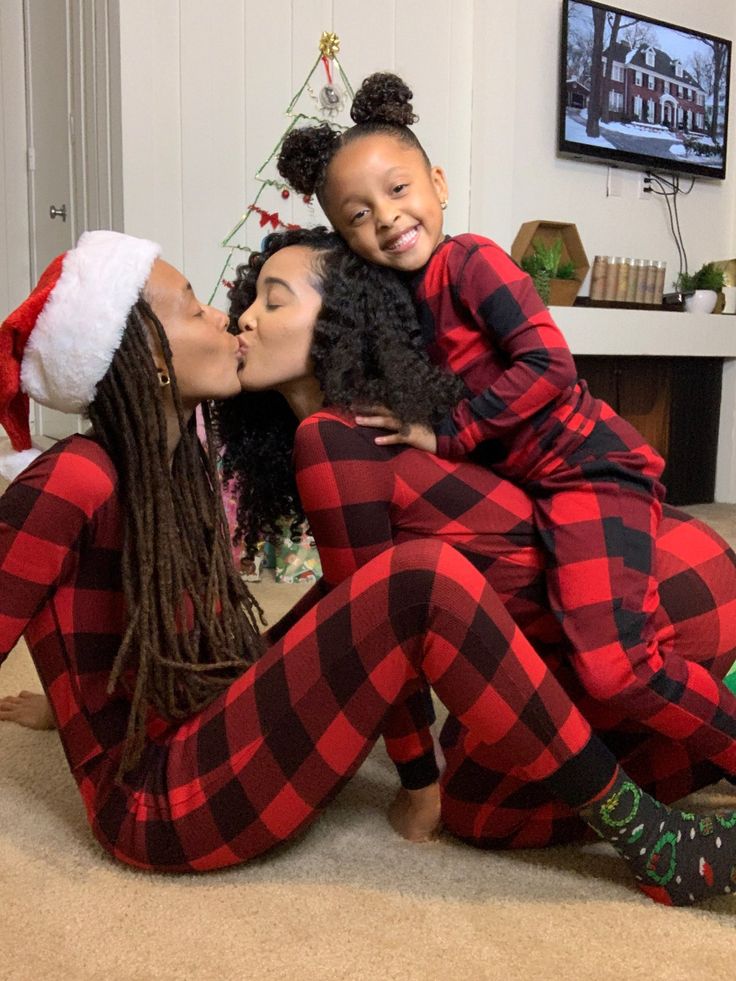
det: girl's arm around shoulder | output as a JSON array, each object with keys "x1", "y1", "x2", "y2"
[{"x1": 436, "y1": 237, "x2": 579, "y2": 457}]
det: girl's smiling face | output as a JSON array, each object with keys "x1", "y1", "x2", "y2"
[
  {"x1": 236, "y1": 246, "x2": 323, "y2": 411},
  {"x1": 321, "y1": 132, "x2": 448, "y2": 273}
]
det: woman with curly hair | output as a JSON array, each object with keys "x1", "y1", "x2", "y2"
[
  {"x1": 214, "y1": 225, "x2": 736, "y2": 906},
  {"x1": 274, "y1": 73, "x2": 736, "y2": 826},
  {"x1": 3, "y1": 231, "x2": 736, "y2": 905}
]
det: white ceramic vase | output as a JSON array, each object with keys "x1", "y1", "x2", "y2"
[{"x1": 684, "y1": 289, "x2": 718, "y2": 314}]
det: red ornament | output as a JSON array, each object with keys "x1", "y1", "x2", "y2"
[
  {"x1": 281, "y1": 189, "x2": 290, "y2": 200},
  {"x1": 303, "y1": 195, "x2": 312, "y2": 205}
]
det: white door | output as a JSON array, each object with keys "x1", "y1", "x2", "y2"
[
  {"x1": 24, "y1": 0, "x2": 122, "y2": 442},
  {"x1": 24, "y1": 0, "x2": 80, "y2": 440}
]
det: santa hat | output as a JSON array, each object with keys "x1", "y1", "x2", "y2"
[{"x1": 0, "y1": 230, "x2": 160, "y2": 481}]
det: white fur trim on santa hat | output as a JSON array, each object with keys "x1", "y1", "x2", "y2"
[
  {"x1": 21, "y1": 230, "x2": 161, "y2": 413},
  {"x1": 0, "y1": 438, "x2": 41, "y2": 483}
]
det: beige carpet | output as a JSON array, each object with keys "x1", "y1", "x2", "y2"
[{"x1": 3, "y1": 505, "x2": 736, "y2": 980}]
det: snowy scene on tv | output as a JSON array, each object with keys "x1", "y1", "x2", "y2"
[{"x1": 564, "y1": 2, "x2": 730, "y2": 172}]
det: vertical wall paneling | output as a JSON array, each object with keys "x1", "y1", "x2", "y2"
[
  {"x1": 333, "y1": 0, "x2": 395, "y2": 83},
  {"x1": 179, "y1": 0, "x2": 246, "y2": 298},
  {"x1": 0, "y1": 0, "x2": 31, "y2": 315},
  {"x1": 68, "y1": 0, "x2": 123, "y2": 236},
  {"x1": 468, "y1": 0, "x2": 517, "y2": 250},
  {"x1": 443, "y1": 0, "x2": 473, "y2": 234},
  {"x1": 215, "y1": 0, "x2": 294, "y2": 307},
  {"x1": 393, "y1": 0, "x2": 473, "y2": 237},
  {"x1": 70, "y1": 1, "x2": 92, "y2": 238},
  {"x1": 118, "y1": 0, "x2": 183, "y2": 264},
  {"x1": 106, "y1": 0, "x2": 123, "y2": 231},
  {"x1": 289, "y1": 0, "x2": 335, "y2": 230},
  {"x1": 91, "y1": 0, "x2": 111, "y2": 227}
]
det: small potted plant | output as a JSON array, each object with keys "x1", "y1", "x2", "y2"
[
  {"x1": 520, "y1": 237, "x2": 579, "y2": 306},
  {"x1": 676, "y1": 262, "x2": 726, "y2": 314}
]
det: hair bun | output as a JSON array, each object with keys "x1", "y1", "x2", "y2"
[
  {"x1": 350, "y1": 72, "x2": 418, "y2": 127},
  {"x1": 277, "y1": 124, "x2": 341, "y2": 195}
]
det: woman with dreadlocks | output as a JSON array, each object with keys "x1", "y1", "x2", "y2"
[
  {"x1": 214, "y1": 226, "x2": 736, "y2": 906},
  {"x1": 2, "y1": 232, "x2": 735, "y2": 906}
]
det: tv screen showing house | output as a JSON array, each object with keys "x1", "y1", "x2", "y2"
[{"x1": 558, "y1": 0, "x2": 732, "y2": 179}]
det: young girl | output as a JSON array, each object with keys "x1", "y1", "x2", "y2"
[
  {"x1": 276, "y1": 73, "x2": 736, "y2": 786},
  {"x1": 6, "y1": 234, "x2": 733, "y2": 906},
  {"x1": 212, "y1": 226, "x2": 736, "y2": 904}
]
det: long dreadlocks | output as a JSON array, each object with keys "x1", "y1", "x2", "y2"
[{"x1": 87, "y1": 298, "x2": 264, "y2": 773}]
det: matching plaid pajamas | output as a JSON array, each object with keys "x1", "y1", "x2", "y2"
[
  {"x1": 0, "y1": 435, "x2": 624, "y2": 870},
  {"x1": 2, "y1": 435, "x2": 736, "y2": 866},
  {"x1": 294, "y1": 409, "x2": 736, "y2": 843},
  {"x1": 404, "y1": 233, "x2": 736, "y2": 777}
]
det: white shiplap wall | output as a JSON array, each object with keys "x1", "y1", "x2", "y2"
[
  {"x1": 0, "y1": 0, "x2": 31, "y2": 315},
  {"x1": 117, "y1": 0, "x2": 474, "y2": 304},
  {"x1": 1, "y1": 1, "x2": 735, "y2": 346}
]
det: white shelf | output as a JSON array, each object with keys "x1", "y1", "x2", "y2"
[
  {"x1": 549, "y1": 304, "x2": 736, "y2": 503},
  {"x1": 552, "y1": 306, "x2": 736, "y2": 358}
]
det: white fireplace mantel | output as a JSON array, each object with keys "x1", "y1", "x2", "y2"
[{"x1": 552, "y1": 306, "x2": 736, "y2": 503}]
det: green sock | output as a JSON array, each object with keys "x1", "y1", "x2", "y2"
[{"x1": 580, "y1": 767, "x2": 736, "y2": 906}]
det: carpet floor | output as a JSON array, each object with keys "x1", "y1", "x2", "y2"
[{"x1": 2, "y1": 504, "x2": 736, "y2": 980}]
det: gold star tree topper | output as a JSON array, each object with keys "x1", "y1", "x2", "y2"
[{"x1": 319, "y1": 31, "x2": 340, "y2": 58}]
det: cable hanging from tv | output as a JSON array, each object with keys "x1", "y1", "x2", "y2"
[{"x1": 642, "y1": 171, "x2": 694, "y2": 280}]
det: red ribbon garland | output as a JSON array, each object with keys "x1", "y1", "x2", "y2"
[{"x1": 248, "y1": 204, "x2": 299, "y2": 231}]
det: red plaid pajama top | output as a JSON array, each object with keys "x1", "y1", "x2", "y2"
[
  {"x1": 0, "y1": 435, "x2": 627, "y2": 864},
  {"x1": 400, "y1": 234, "x2": 736, "y2": 775},
  {"x1": 294, "y1": 408, "x2": 736, "y2": 783},
  {"x1": 4, "y1": 434, "x2": 736, "y2": 863},
  {"x1": 407, "y1": 233, "x2": 603, "y2": 478}
]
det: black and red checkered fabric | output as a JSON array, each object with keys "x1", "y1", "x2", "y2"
[
  {"x1": 401, "y1": 233, "x2": 736, "y2": 781},
  {"x1": 1, "y1": 437, "x2": 619, "y2": 869},
  {"x1": 294, "y1": 410, "x2": 736, "y2": 809},
  {"x1": 407, "y1": 234, "x2": 600, "y2": 477}
]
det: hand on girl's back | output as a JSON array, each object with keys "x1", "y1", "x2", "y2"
[{"x1": 354, "y1": 406, "x2": 438, "y2": 454}]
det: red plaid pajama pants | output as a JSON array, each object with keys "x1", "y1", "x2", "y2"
[
  {"x1": 528, "y1": 405, "x2": 736, "y2": 775},
  {"x1": 441, "y1": 504, "x2": 736, "y2": 847},
  {"x1": 87, "y1": 540, "x2": 615, "y2": 872}
]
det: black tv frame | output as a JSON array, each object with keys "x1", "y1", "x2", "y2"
[{"x1": 558, "y1": 0, "x2": 732, "y2": 180}]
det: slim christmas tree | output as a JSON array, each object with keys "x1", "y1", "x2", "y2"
[{"x1": 209, "y1": 32, "x2": 354, "y2": 302}]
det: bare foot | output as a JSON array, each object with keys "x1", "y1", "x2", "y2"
[
  {"x1": 388, "y1": 783, "x2": 442, "y2": 842},
  {"x1": 0, "y1": 691, "x2": 55, "y2": 730}
]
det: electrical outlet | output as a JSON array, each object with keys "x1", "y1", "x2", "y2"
[{"x1": 639, "y1": 173, "x2": 652, "y2": 199}]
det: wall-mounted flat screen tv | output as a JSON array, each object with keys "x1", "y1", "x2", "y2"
[{"x1": 558, "y1": 0, "x2": 731, "y2": 179}]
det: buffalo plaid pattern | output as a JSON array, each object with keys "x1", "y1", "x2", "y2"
[
  {"x1": 0, "y1": 444, "x2": 617, "y2": 870},
  {"x1": 294, "y1": 411, "x2": 736, "y2": 810},
  {"x1": 294, "y1": 409, "x2": 551, "y2": 777},
  {"x1": 407, "y1": 234, "x2": 602, "y2": 478},
  {"x1": 405, "y1": 233, "x2": 736, "y2": 778},
  {"x1": 441, "y1": 505, "x2": 736, "y2": 848}
]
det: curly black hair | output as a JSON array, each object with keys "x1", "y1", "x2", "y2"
[
  {"x1": 277, "y1": 72, "x2": 428, "y2": 201},
  {"x1": 213, "y1": 226, "x2": 463, "y2": 554}
]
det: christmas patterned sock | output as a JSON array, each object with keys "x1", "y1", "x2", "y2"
[{"x1": 579, "y1": 767, "x2": 736, "y2": 906}]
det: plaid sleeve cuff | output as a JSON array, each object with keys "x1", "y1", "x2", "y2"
[{"x1": 395, "y1": 749, "x2": 440, "y2": 790}]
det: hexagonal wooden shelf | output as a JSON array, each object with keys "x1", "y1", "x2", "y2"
[{"x1": 511, "y1": 220, "x2": 590, "y2": 305}]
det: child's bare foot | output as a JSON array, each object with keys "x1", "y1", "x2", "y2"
[
  {"x1": 0, "y1": 691, "x2": 55, "y2": 730},
  {"x1": 388, "y1": 783, "x2": 442, "y2": 842}
]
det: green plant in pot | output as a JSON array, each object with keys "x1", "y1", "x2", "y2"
[
  {"x1": 675, "y1": 262, "x2": 726, "y2": 314},
  {"x1": 520, "y1": 237, "x2": 577, "y2": 306}
]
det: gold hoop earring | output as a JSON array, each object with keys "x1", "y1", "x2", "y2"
[
  {"x1": 440, "y1": 200, "x2": 448, "y2": 211},
  {"x1": 157, "y1": 368, "x2": 171, "y2": 388}
]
